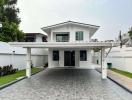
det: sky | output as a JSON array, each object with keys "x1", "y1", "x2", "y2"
[{"x1": 17, "y1": 0, "x2": 132, "y2": 40}]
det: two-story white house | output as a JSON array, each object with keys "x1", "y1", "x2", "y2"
[
  {"x1": 9, "y1": 21, "x2": 120, "y2": 79},
  {"x1": 42, "y1": 21, "x2": 99, "y2": 68}
]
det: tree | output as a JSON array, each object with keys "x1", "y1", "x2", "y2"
[
  {"x1": 0, "y1": 0, "x2": 20, "y2": 24},
  {"x1": 128, "y1": 27, "x2": 132, "y2": 39},
  {"x1": 0, "y1": 19, "x2": 24, "y2": 42},
  {"x1": 0, "y1": 0, "x2": 24, "y2": 42}
]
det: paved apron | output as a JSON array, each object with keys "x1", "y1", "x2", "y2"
[{"x1": 0, "y1": 68, "x2": 132, "y2": 100}]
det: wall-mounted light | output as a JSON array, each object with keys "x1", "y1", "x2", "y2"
[{"x1": 13, "y1": 51, "x2": 15, "y2": 53}]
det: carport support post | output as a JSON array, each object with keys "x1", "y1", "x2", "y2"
[
  {"x1": 101, "y1": 48, "x2": 107, "y2": 79},
  {"x1": 26, "y1": 47, "x2": 31, "y2": 78}
]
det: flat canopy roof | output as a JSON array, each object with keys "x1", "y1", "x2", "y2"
[{"x1": 9, "y1": 42, "x2": 120, "y2": 49}]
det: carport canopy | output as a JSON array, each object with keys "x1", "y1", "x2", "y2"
[{"x1": 9, "y1": 42, "x2": 120, "y2": 79}]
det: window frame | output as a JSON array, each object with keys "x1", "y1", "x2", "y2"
[
  {"x1": 56, "y1": 34, "x2": 69, "y2": 42},
  {"x1": 80, "y1": 50, "x2": 87, "y2": 61},
  {"x1": 76, "y1": 31, "x2": 83, "y2": 41},
  {"x1": 53, "y1": 50, "x2": 59, "y2": 61}
]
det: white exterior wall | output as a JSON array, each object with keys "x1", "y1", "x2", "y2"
[
  {"x1": 0, "y1": 54, "x2": 47, "y2": 69},
  {"x1": 49, "y1": 25, "x2": 90, "y2": 42},
  {"x1": 47, "y1": 24, "x2": 96, "y2": 68},
  {"x1": 0, "y1": 42, "x2": 48, "y2": 69},
  {"x1": 48, "y1": 49, "x2": 94, "y2": 69},
  {"x1": 48, "y1": 33, "x2": 51, "y2": 42},
  {"x1": 48, "y1": 48, "x2": 59, "y2": 68},
  {"x1": 36, "y1": 34, "x2": 43, "y2": 42},
  {"x1": 92, "y1": 52, "x2": 101, "y2": 65},
  {"x1": 80, "y1": 49, "x2": 95, "y2": 69},
  {"x1": 93, "y1": 46, "x2": 132, "y2": 73}
]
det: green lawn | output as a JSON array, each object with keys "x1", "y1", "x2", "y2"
[
  {"x1": 0, "y1": 67, "x2": 43, "y2": 86},
  {"x1": 110, "y1": 68, "x2": 132, "y2": 78}
]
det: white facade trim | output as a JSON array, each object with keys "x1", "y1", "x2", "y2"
[
  {"x1": 9, "y1": 42, "x2": 120, "y2": 48},
  {"x1": 42, "y1": 21, "x2": 100, "y2": 31}
]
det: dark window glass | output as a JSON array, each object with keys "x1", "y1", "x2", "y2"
[
  {"x1": 80, "y1": 50, "x2": 87, "y2": 61},
  {"x1": 76, "y1": 31, "x2": 83, "y2": 41},
  {"x1": 42, "y1": 36, "x2": 47, "y2": 42},
  {"x1": 53, "y1": 51, "x2": 59, "y2": 61},
  {"x1": 56, "y1": 34, "x2": 69, "y2": 42}
]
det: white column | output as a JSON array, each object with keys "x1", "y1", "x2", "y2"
[
  {"x1": 90, "y1": 50, "x2": 94, "y2": 63},
  {"x1": 51, "y1": 32, "x2": 53, "y2": 42},
  {"x1": 48, "y1": 49, "x2": 52, "y2": 68},
  {"x1": 101, "y1": 48, "x2": 107, "y2": 79},
  {"x1": 59, "y1": 50, "x2": 64, "y2": 67},
  {"x1": 75, "y1": 50, "x2": 79, "y2": 67},
  {"x1": 26, "y1": 48, "x2": 31, "y2": 78},
  {"x1": 87, "y1": 50, "x2": 93, "y2": 63}
]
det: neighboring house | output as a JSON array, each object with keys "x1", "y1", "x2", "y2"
[
  {"x1": 25, "y1": 33, "x2": 47, "y2": 42},
  {"x1": 0, "y1": 33, "x2": 48, "y2": 69},
  {"x1": 105, "y1": 40, "x2": 114, "y2": 42},
  {"x1": 90, "y1": 39, "x2": 98, "y2": 42},
  {"x1": 117, "y1": 33, "x2": 132, "y2": 46},
  {"x1": 42, "y1": 21, "x2": 100, "y2": 68}
]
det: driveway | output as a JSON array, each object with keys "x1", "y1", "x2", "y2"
[{"x1": 0, "y1": 68, "x2": 132, "y2": 100}]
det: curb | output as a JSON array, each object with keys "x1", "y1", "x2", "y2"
[
  {"x1": 0, "y1": 76, "x2": 27, "y2": 90},
  {"x1": 31, "y1": 68, "x2": 45, "y2": 76},
  {"x1": 96, "y1": 69, "x2": 132, "y2": 94},
  {"x1": 0, "y1": 68, "x2": 45, "y2": 90}
]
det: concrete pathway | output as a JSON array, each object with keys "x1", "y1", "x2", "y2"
[
  {"x1": 0, "y1": 68, "x2": 132, "y2": 100},
  {"x1": 96, "y1": 68, "x2": 132, "y2": 92},
  {"x1": 108, "y1": 69, "x2": 132, "y2": 92}
]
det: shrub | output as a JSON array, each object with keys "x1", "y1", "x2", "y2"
[
  {"x1": 43, "y1": 63, "x2": 48, "y2": 68},
  {"x1": 0, "y1": 65, "x2": 18, "y2": 76},
  {"x1": 0, "y1": 66, "x2": 2, "y2": 76}
]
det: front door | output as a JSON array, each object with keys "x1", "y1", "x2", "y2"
[{"x1": 64, "y1": 51, "x2": 75, "y2": 66}]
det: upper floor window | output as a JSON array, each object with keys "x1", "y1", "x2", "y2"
[
  {"x1": 56, "y1": 34, "x2": 69, "y2": 42},
  {"x1": 76, "y1": 31, "x2": 83, "y2": 41}
]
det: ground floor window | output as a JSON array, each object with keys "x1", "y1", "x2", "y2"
[
  {"x1": 53, "y1": 51, "x2": 59, "y2": 61},
  {"x1": 80, "y1": 50, "x2": 87, "y2": 61}
]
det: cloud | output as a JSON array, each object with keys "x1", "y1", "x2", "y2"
[{"x1": 17, "y1": 0, "x2": 131, "y2": 40}]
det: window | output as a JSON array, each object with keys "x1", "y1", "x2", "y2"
[
  {"x1": 53, "y1": 51, "x2": 59, "y2": 61},
  {"x1": 25, "y1": 34, "x2": 36, "y2": 42},
  {"x1": 80, "y1": 50, "x2": 87, "y2": 61},
  {"x1": 76, "y1": 31, "x2": 83, "y2": 41},
  {"x1": 56, "y1": 34, "x2": 69, "y2": 42}
]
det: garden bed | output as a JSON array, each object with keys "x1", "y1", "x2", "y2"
[
  {"x1": 110, "y1": 68, "x2": 132, "y2": 78},
  {"x1": 0, "y1": 67, "x2": 43, "y2": 86}
]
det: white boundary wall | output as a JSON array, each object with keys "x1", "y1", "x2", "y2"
[
  {"x1": 0, "y1": 42, "x2": 48, "y2": 69},
  {"x1": 93, "y1": 46, "x2": 132, "y2": 73}
]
